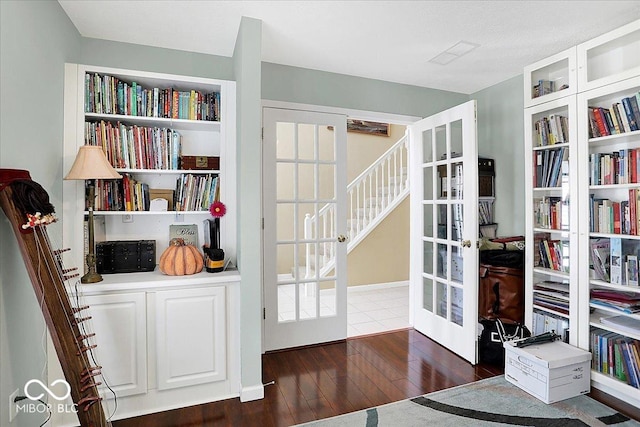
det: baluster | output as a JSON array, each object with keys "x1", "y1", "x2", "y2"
[
  {"x1": 322, "y1": 212, "x2": 328, "y2": 268},
  {"x1": 393, "y1": 149, "x2": 398, "y2": 199},
  {"x1": 375, "y1": 166, "x2": 380, "y2": 217},
  {"x1": 387, "y1": 157, "x2": 391, "y2": 206},
  {"x1": 349, "y1": 188, "x2": 354, "y2": 241},
  {"x1": 304, "y1": 213, "x2": 311, "y2": 278}
]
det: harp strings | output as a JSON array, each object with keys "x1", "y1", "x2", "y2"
[{"x1": 34, "y1": 224, "x2": 116, "y2": 426}]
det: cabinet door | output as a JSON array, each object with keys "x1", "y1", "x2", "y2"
[
  {"x1": 83, "y1": 292, "x2": 147, "y2": 397},
  {"x1": 155, "y1": 286, "x2": 226, "y2": 390}
]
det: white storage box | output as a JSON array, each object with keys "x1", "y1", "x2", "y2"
[{"x1": 503, "y1": 340, "x2": 591, "y2": 404}]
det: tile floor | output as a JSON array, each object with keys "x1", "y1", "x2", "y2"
[
  {"x1": 276, "y1": 281, "x2": 410, "y2": 337},
  {"x1": 347, "y1": 282, "x2": 410, "y2": 337}
]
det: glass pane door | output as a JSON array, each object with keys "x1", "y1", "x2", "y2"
[
  {"x1": 410, "y1": 100, "x2": 478, "y2": 364},
  {"x1": 263, "y1": 108, "x2": 347, "y2": 351}
]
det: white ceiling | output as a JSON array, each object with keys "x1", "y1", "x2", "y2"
[{"x1": 58, "y1": 1, "x2": 640, "y2": 94}]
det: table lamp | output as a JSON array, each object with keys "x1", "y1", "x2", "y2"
[{"x1": 65, "y1": 145, "x2": 122, "y2": 283}]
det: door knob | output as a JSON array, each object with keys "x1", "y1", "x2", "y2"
[
  {"x1": 462, "y1": 240, "x2": 472, "y2": 248},
  {"x1": 337, "y1": 234, "x2": 348, "y2": 243}
]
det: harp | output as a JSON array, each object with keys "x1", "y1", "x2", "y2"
[{"x1": 0, "y1": 169, "x2": 110, "y2": 427}]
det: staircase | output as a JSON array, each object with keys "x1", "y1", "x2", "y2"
[{"x1": 302, "y1": 131, "x2": 410, "y2": 278}]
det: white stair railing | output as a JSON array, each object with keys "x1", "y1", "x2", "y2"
[{"x1": 303, "y1": 131, "x2": 410, "y2": 278}]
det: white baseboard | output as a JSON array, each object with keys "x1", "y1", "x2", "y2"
[
  {"x1": 347, "y1": 280, "x2": 408, "y2": 293},
  {"x1": 240, "y1": 384, "x2": 264, "y2": 402}
]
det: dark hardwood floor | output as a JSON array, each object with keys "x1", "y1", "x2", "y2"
[{"x1": 112, "y1": 328, "x2": 639, "y2": 426}]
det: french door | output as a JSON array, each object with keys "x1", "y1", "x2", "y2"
[
  {"x1": 262, "y1": 107, "x2": 348, "y2": 351},
  {"x1": 409, "y1": 100, "x2": 479, "y2": 364}
]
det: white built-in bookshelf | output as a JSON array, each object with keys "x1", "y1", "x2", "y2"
[
  {"x1": 64, "y1": 64, "x2": 237, "y2": 270},
  {"x1": 58, "y1": 64, "x2": 240, "y2": 423},
  {"x1": 524, "y1": 19, "x2": 640, "y2": 408}
]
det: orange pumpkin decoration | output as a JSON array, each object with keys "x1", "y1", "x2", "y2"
[{"x1": 159, "y1": 238, "x2": 204, "y2": 275}]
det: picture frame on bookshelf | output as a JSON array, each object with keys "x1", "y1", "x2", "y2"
[{"x1": 169, "y1": 224, "x2": 198, "y2": 247}]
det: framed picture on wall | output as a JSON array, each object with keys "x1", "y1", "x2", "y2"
[
  {"x1": 328, "y1": 120, "x2": 390, "y2": 136},
  {"x1": 346, "y1": 119, "x2": 390, "y2": 136}
]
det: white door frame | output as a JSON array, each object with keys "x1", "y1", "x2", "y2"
[{"x1": 261, "y1": 100, "x2": 419, "y2": 352}]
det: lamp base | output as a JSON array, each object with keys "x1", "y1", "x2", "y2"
[{"x1": 81, "y1": 271, "x2": 103, "y2": 284}]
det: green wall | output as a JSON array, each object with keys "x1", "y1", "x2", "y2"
[
  {"x1": 0, "y1": 1, "x2": 81, "y2": 426},
  {"x1": 472, "y1": 75, "x2": 525, "y2": 236},
  {"x1": 80, "y1": 38, "x2": 233, "y2": 81},
  {"x1": 262, "y1": 62, "x2": 469, "y2": 117},
  {"x1": 232, "y1": 16, "x2": 264, "y2": 400}
]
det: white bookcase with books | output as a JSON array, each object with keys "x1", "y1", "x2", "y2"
[
  {"x1": 63, "y1": 64, "x2": 237, "y2": 271},
  {"x1": 526, "y1": 19, "x2": 640, "y2": 408},
  {"x1": 58, "y1": 63, "x2": 241, "y2": 422},
  {"x1": 524, "y1": 91, "x2": 579, "y2": 347}
]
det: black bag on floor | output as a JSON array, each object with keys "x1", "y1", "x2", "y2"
[{"x1": 478, "y1": 318, "x2": 530, "y2": 365}]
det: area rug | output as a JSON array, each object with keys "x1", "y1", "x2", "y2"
[{"x1": 299, "y1": 376, "x2": 639, "y2": 426}]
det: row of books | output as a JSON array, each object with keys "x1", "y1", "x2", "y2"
[
  {"x1": 531, "y1": 79, "x2": 562, "y2": 99},
  {"x1": 590, "y1": 190, "x2": 640, "y2": 235},
  {"x1": 85, "y1": 121, "x2": 181, "y2": 170},
  {"x1": 533, "y1": 114, "x2": 568, "y2": 146},
  {"x1": 591, "y1": 288, "x2": 640, "y2": 313},
  {"x1": 533, "y1": 147, "x2": 567, "y2": 188},
  {"x1": 175, "y1": 174, "x2": 219, "y2": 212},
  {"x1": 533, "y1": 281, "x2": 570, "y2": 317},
  {"x1": 536, "y1": 236, "x2": 569, "y2": 273},
  {"x1": 84, "y1": 72, "x2": 221, "y2": 121},
  {"x1": 95, "y1": 174, "x2": 149, "y2": 212},
  {"x1": 93, "y1": 173, "x2": 219, "y2": 212},
  {"x1": 533, "y1": 196, "x2": 567, "y2": 230},
  {"x1": 590, "y1": 238, "x2": 640, "y2": 286},
  {"x1": 588, "y1": 92, "x2": 640, "y2": 138},
  {"x1": 478, "y1": 199, "x2": 493, "y2": 225},
  {"x1": 589, "y1": 149, "x2": 640, "y2": 186},
  {"x1": 590, "y1": 328, "x2": 640, "y2": 389},
  {"x1": 532, "y1": 309, "x2": 569, "y2": 341}
]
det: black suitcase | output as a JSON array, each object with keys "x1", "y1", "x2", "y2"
[{"x1": 96, "y1": 240, "x2": 156, "y2": 274}]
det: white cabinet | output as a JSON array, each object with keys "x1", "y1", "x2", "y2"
[
  {"x1": 49, "y1": 273, "x2": 242, "y2": 424},
  {"x1": 524, "y1": 47, "x2": 577, "y2": 108},
  {"x1": 576, "y1": 20, "x2": 640, "y2": 92},
  {"x1": 82, "y1": 292, "x2": 147, "y2": 397},
  {"x1": 524, "y1": 19, "x2": 640, "y2": 408},
  {"x1": 154, "y1": 286, "x2": 226, "y2": 390}
]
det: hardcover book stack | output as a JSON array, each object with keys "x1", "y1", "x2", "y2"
[
  {"x1": 591, "y1": 327, "x2": 640, "y2": 390},
  {"x1": 85, "y1": 72, "x2": 221, "y2": 121},
  {"x1": 588, "y1": 92, "x2": 640, "y2": 138},
  {"x1": 85, "y1": 121, "x2": 181, "y2": 170}
]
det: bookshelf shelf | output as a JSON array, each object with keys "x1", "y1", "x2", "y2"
[
  {"x1": 85, "y1": 112, "x2": 221, "y2": 131},
  {"x1": 525, "y1": 20, "x2": 640, "y2": 406},
  {"x1": 115, "y1": 168, "x2": 221, "y2": 175}
]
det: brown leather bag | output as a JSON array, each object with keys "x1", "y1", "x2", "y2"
[{"x1": 479, "y1": 264, "x2": 524, "y2": 324}]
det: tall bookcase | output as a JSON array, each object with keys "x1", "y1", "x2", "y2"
[
  {"x1": 57, "y1": 64, "x2": 241, "y2": 422},
  {"x1": 524, "y1": 20, "x2": 640, "y2": 408}
]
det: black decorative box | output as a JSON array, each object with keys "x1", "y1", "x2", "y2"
[{"x1": 96, "y1": 240, "x2": 156, "y2": 274}]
